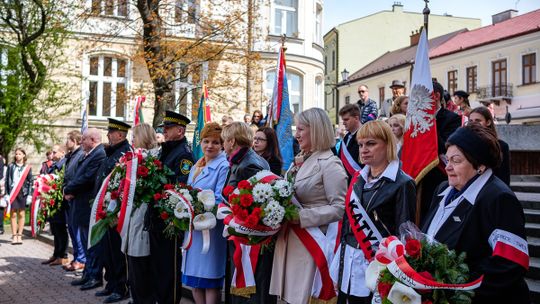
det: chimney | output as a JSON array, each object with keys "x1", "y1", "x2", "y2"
[
  {"x1": 492, "y1": 9, "x2": 518, "y2": 24},
  {"x1": 392, "y1": 2, "x2": 403, "y2": 13},
  {"x1": 410, "y1": 29, "x2": 421, "y2": 46}
]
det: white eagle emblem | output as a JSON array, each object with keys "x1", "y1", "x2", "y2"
[{"x1": 405, "y1": 84, "x2": 435, "y2": 138}]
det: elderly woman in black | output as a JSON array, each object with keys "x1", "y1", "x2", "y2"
[
  {"x1": 422, "y1": 123, "x2": 528, "y2": 304},
  {"x1": 221, "y1": 122, "x2": 274, "y2": 304},
  {"x1": 331, "y1": 120, "x2": 416, "y2": 304}
]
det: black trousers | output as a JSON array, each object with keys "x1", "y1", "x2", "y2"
[
  {"x1": 128, "y1": 255, "x2": 153, "y2": 304},
  {"x1": 50, "y1": 222, "x2": 68, "y2": 258},
  {"x1": 102, "y1": 228, "x2": 128, "y2": 295},
  {"x1": 337, "y1": 291, "x2": 372, "y2": 304},
  {"x1": 149, "y1": 229, "x2": 182, "y2": 304},
  {"x1": 0, "y1": 208, "x2": 4, "y2": 231}
]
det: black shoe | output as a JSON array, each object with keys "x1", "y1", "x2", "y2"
[
  {"x1": 71, "y1": 277, "x2": 88, "y2": 286},
  {"x1": 80, "y1": 279, "x2": 103, "y2": 291},
  {"x1": 103, "y1": 292, "x2": 129, "y2": 303},
  {"x1": 0, "y1": 229, "x2": 4, "y2": 235},
  {"x1": 95, "y1": 289, "x2": 113, "y2": 297}
]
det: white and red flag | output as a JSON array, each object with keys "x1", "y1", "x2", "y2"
[{"x1": 401, "y1": 28, "x2": 439, "y2": 183}]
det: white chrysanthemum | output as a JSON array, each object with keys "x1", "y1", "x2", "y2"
[
  {"x1": 178, "y1": 189, "x2": 193, "y2": 203},
  {"x1": 274, "y1": 180, "x2": 292, "y2": 197},
  {"x1": 262, "y1": 200, "x2": 285, "y2": 228},
  {"x1": 252, "y1": 183, "x2": 273, "y2": 203},
  {"x1": 254, "y1": 170, "x2": 274, "y2": 181}
]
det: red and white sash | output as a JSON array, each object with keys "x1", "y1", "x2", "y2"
[
  {"x1": 4, "y1": 165, "x2": 31, "y2": 218},
  {"x1": 88, "y1": 173, "x2": 112, "y2": 248},
  {"x1": 340, "y1": 141, "x2": 361, "y2": 177},
  {"x1": 292, "y1": 222, "x2": 340, "y2": 303},
  {"x1": 117, "y1": 153, "x2": 139, "y2": 241},
  {"x1": 344, "y1": 172, "x2": 383, "y2": 261},
  {"x1": 489, "y1": 228, "x2": 529, "y2": 270},
  {"x1": 230, "y1": 238, "x2": 261, "y2": 296}
]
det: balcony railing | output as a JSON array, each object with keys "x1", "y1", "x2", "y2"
[{"x1": 476, "y1": 83, "x2": 513, "y2": 104}]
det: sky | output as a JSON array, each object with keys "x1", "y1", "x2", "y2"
[{"x1": 324, "y1": 0, "x2": 540, "y2": 33}]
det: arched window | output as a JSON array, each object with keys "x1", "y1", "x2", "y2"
[
  {"x1": 84, "y1": 54, "x2": 129, "y2": 118},
  {"x1": 265, "y1": 69, "x2": 303, "y2": 114}
]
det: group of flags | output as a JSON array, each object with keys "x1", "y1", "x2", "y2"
[{"x1": 80, "y1": 27, "x2": 437, "y2": 185}]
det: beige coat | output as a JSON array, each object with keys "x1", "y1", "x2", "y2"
[
  {"x1": 270, "y1": 149, "x2": 347, "y2": 304},
  {"x1": 121, "y1": 203, "x2": 150, "y2": 257}
]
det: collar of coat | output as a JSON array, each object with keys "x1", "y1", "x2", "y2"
[{"x1": 437, "y1": 169, "x2": 493, "y2": 206}]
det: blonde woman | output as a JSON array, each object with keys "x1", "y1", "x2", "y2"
[
  {"x1": 270, "y1": 108, "x2": 347, "y2": 304},
  {"x1": 386, "y1": 114, "x2": 406, "y2": 156},
  {"x1": 390, "y1": 95, "x2": 408, "y2": 116},
  {"x1": 5, "y1": 148, "x2": 33, "y2": 245}
]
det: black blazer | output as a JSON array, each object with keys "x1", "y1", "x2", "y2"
[
  {"x1": 63, "y1": 145, "x2": 106, "y2": 225},
  {"x1": 421, "y1": 174, "x2": 529, "y2": 303},
  {"x1": 226, "y1": 148, "x2": 269, "y2": 188},
  {"x1": 93, "y1": 140, "x2": 132, "y2": 196},
  {"x1": 493, "y1": 139, "x2": 511, "y2": 186},
  {"x1": 5, "y1": 163, "x2": 33, "y2": 198}
]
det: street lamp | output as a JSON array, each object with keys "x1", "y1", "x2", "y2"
[{"x1": 341, "y1": 69, "x2": 349, "y2": 83}]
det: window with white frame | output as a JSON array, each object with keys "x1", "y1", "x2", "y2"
[
  {"x1": 175, "y1": 62, "x2": 198, "y2": 120},
  {"x1": 272, "y1": 0, "x2": 298, "y2": 37},
  {"x1": 175, "y1": 0, "x2": 197, "y2": 24},
  {"x1": 314, "y1": 4, "x2": 322, "y2": 45},
  {"x1": 91, "y1": 0, "x2": 128, "y2": 17},
  {"x1": 86, "y1": 55, "x2": 128, "y2": 118},
  {"x1": 265, "y1": 69, "x2": 303, "y2": 114}
]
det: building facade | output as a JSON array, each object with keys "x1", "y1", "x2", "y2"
[{"x1": 324, "y1": 3, "x2": 481, "y2": 123}]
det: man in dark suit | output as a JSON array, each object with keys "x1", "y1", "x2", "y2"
[
  {"x1": 418, "y1": 81, "x2": 461, "y2": 222},
  {"x1": 338, "y1": 104, "x2": 362, "y2": 181},
  {"x1": 148, "y1": 110, "x2": 194, "y2": 304},
  {"x1": 64, "y1": 128, "x2": 106, "y2": 289},
  {"x1": 93, "y1": 119, "x2": 132, "y2": 303}
]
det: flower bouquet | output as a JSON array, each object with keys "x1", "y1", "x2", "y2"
[
  {"x1": 217, "y1": 170, "x2": 299, "y2": 245},
  {"x1": 153, "y1": 183, "x2": 217, "y2": 253},
  {"x1": 89, "y1": 149, "x2": 173, "y2": 247},
  {"x1": 366, "y1": 223, "x2": 482, "y2": 304},
  {"x1": 30, "y1": 169, "x2": 65, "y2": 236}
]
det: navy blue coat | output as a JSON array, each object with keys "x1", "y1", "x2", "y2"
[
  {"x1": 63, "y1": 145, "x2": 106, "y2": 226},
  {"x1": 93, "y1": 140, "x2": 132, "y2": 196},
  {"x1": 160, "y1": 137, "x2": 194, "y2": 184}
]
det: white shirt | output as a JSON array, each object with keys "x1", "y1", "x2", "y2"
[
  {"x1": 360, "y1": 159, "x2": 400, "y2": 189},
  {"x1": 426, "y1": 169, "x2": 493, "y2": 238}
]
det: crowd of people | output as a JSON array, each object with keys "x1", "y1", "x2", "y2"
[{"x1": 0, "y1": 79, "x2": 528, "y2": 304}]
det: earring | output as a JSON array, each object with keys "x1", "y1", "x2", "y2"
[{"x1": 477, "y1": 169, "x2": 483, "y2": 175}]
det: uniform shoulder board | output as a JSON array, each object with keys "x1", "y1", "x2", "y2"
[{"x1": 180, "y1": 159, "x2": 193, "y2": 175}]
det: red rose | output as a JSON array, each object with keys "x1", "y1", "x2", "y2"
[
  {"x1": 52, "y1": 184, "x2": 57, "y2": 190},
  {"x1": 164, "y1": 184, "x2": 174, "y2": 190},
  {"x1": 252, "y1": 207, "x2": 262, "y2": 217},
  {"x1": 153, "y1": 193, "x2": 163, "y2": 201},
  {"x1": 110, "y1": 190, "x2": 119, "y2": 200},
  {"x1": 153, "y1": 159, "x2": 162, "y2": 168},
  {"x1": 246, "y1": 214, "x2": 260, "y2": 227},
  {"x1": 377, "y1": 282, "x2": 392, "y2": 298},
  {"x1": 422, "y1": 300, "x2": 433, "y2": 304},
  {"x1": 137, "y1": 165, "x2": 149, "y2": 177},
  {"x1": 223, "y1": 185, "x2": 235, "y2": 197},
  {"x1": 231, "y1": 204, "x2": 241, "y2": 214},
  {"x1": 49, "y1": 199, "x2": 55, "y2": 206},
  {"x1": 238, "y1": 180, "x2": 253, "y2": 190},
  {"x1": 405, "y1": 239, "x2": 422, "y2": 258},
  {"x1": 240, "y1": 194, "x2": 254, "y2": 207},
  {"x1": 37, "y1": 220, "x2": 42, "y2": 226},
  {"x1": 160, "y1": 211, "x2": 169, "y2": 220},
  {"x1": 97, "y1": 210, "x2": 107, "y2": 220}
]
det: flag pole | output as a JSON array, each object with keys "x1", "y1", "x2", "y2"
[{"x1": 423, "y1": 0, "x2": 430, "y2": 39}]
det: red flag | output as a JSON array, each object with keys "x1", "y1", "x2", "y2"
[{"x1": 401, "y1": 28, "x2": 439, "y2": 183}]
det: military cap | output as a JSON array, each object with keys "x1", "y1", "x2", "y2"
[
  {"x1": 160, "y1": 110, "x2": 191, "y2": 127},
  {"x1": 107, "y1": 118, "x2": 131, "y2": 132}
]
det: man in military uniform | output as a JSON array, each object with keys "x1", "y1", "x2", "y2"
[
  {"x1": 92, "y1": 119, "x2": 132, "y2": 303},
  {"x1": 149, "y1": 110, "x2": 194, "y2": 304}
]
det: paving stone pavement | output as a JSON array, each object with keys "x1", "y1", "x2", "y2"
[{"x1": 0, "y1": 228, "x2": 193, "y2": 304}]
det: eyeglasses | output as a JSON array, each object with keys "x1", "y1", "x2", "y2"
[
  {"x1": 253, "y1": 137, "x2": 267, "y2": 142},
  {"x1": 444, "y1": 155, "x2": 466, "y2": 166}
]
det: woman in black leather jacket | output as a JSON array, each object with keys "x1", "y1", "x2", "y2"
[
  {"x1": 221, "y1": 122, "x2": 275, "y2": 304},
  {"x1": 331, "y1": 120, "x2": 416, "y2": 304}
]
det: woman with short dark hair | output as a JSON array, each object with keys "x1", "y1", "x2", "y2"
[
  {"x1": 253, "y1": 127, "x2": 283, "y2": 175},
  {"x1": 422, "y1": 123, "x2": 528, "y2": 303}
]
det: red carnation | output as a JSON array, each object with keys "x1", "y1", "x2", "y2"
[
  {"x1": 237, "y1": 209, "x2": 248, "y2": 220},
  {"x1": 110, "y1": 190, "x2": 119, "y2": 200},
  {"x1": 238, "y1": 180, "x2": 252, "y2": 190},
  {"x1": 377, "y1": 282, "x2": 392, "y2": 298},
  {"x1": 153, "y1": 193, "x2": 163, "y2": 201},
  {"x1": 223, "y1": 185, "x2": 235, "y2": 197},
  {"x1": 97, "y1": 210, "x2": 107, "y2": 220},
  {"x1": 137, "y1": 165, "x2": 149, "y2": 177},
  {"x1": 229, "y1": 194, "x2": 239, "y2": 204},
  {"x1": 240, "y1": 194, "x2": 254, "y2": 207},
  {"x1": 252, "y1": 207, "x2": 262, "y2": 217},
  {"x1": 405, "y1": 239, "x2": 422, "y2": 258},
  {"x1": 231, "y1": 204, "x2": 241, "y2": 214},
  {"x1": 164, "y1": 184, "x2": 174, "y2": 190},
  {"x1": 160, "y1": 211, "x2": 169, "y2": 220},
  {"x1": 153, "y1": 159, "x2": 162, "y2": 168},
  {"x1": 246, "y1": 214, "x2": 260, "y2": 227}
]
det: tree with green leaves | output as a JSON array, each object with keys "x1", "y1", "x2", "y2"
[{"x1": 0, "y1": 0, "x2": 78, "y2": 157}]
